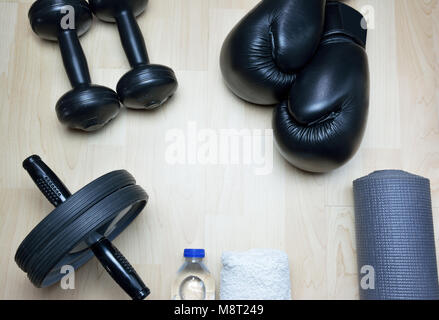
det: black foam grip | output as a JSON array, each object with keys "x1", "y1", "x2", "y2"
[
  {"x1": 23, "y1": 155, "x2": 71, "y2": 207},
  {"x1": 353, "y1": 170, "x2": 439, "y2": 300},
  {"x1": 91, "y1": 238, "x2": 150, "y2": 300}
]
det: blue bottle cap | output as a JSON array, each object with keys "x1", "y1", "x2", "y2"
[{"x1": 184, "y1": 249, "x2": 205, "y2": 258}]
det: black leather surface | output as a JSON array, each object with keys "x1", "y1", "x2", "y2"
[
  {"x1": 220, "y1": 0, "x2": 326, "y2": 105},
  {"x1": 273, "y1": 1, "x2": 370, "y2": 173}
]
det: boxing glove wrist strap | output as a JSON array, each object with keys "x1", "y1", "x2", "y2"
[{"x1": 323, "y1": 1, "x2": 367, "y2": 48}]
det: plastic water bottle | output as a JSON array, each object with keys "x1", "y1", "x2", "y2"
[{"x1": 172, "y1": 249, "x2": 215, "y2": 300}]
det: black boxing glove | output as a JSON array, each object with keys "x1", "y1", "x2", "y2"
[
  {"x1": 220, "y1": 0, "x2": 326, "y2": 105},
  {"x1": 273, "y1": 1, "x2": 370, "y2": 173}
]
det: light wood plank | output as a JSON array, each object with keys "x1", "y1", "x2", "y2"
[{"x1": 0, "y1": 0, "x2": 438, "y2": 300}]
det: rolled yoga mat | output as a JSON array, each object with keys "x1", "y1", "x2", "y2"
[{"x1": 353, "y1": 170, "x2": 439, "y2": 300}]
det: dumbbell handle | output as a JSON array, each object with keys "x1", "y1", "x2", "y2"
[
  {"x1": 23, "y1": 155, "x2": 150, "y2": 300},
  {"x1": 58, "y1": 30, "x2": 91, "y2": 87},
  {"x1": 116, "y1": 9, "x2": 150, "y2": 67}
]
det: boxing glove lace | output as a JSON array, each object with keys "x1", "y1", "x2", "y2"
[
  {"x1": 273, "y1": 1, "x2": 370, "y2": 173},
  {"x1": 220, "y1": 0, "x2": 326, "y2": 105}
]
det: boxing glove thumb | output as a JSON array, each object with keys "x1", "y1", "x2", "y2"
[
  {"x1": 273, "y1": 1, "x2": 370, "y2": 173},
  {"x1": 220, "y1": 0, "x2": 326, "y2": 105}
]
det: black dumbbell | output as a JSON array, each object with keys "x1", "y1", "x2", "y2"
[
  {"x1": 16, "y1": 155, "x2": 150, "y2": 300},
  {"x1": 29, "y1": 0, "x2": 121, "y2": 131},
  {"x1": 89, "y1": 0, "x2": 178, "y2": 110}
]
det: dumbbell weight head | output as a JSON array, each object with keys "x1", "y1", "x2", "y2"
[
  {"x1": 116, "y1": 64, "x2": 178, "y2": 110},
  {"x1": 29, "y1": 0, "x2": 92, "y2": 40},
  {"x1": 55, "y1": 85, "x2": 121, "y2": 131},
  {"x1": 29, "y1": 0, "x2": 121, "y2": 131},
  {"x1": 89, "y1": 0, "x2": 148, "y2": 22},
  {"x1": 89, "y1": 0, "x2": 178, "y2": 110}
]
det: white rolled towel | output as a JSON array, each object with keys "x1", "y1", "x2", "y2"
[{"x1": 220, "y1": 249, "x2": 292, "y2": 300}]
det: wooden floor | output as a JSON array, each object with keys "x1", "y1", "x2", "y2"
[{"x1": 1, "y1": 0, "x2": 438, "y2": 300}]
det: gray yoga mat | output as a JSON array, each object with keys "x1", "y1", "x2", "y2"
[{"x1": 353, "y1": 170, "x2": 439, "y2": 300}]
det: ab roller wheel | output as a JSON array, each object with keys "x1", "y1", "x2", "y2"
[{"x1": 15, "y1": 155, "x2": 150, "y2": 300}]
